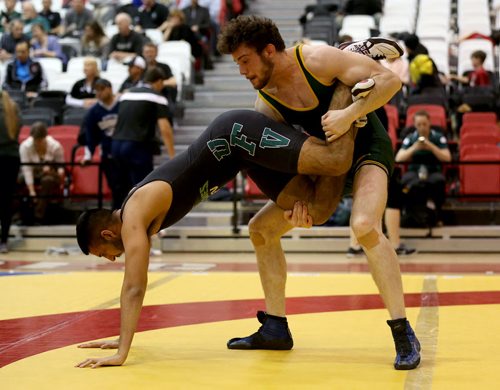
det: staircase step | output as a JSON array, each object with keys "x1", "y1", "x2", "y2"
[
  {"x1": 196, "y1": 76, "x2": 253, "y2": 91},
  {"x1": 178, "y1": 107, "x2": 251, "y2": 126}
]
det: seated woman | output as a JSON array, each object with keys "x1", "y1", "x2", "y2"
[
  {"x1": 159, "y1": 9, "x2": 202, "y2": 61},
  {"x1": 66, "y1": 57, "x2": 100, "y2": 108},
  {"x1": 81, "y1": 20, "x2": 110, "y2": 60},
  {"x1": 30, "y1": 22, "x2": 67, "y2": 66},
  {"x1": 19, "y1": 122, "x2": 65, "y2": 224}
]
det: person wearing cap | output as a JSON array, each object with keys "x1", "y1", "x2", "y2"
[
  {"x1": 19, "y1": 121, "x2": 65, "y2": 224},
  {"x1": 81, "y1": 78, "x2": 121, "y2": 209},
  {"x1": 118, "y1": 55, "x2": 146, "y2": 93},
  {"x1": 111, "y1": 67, "x2": 175, "y2": 206}
]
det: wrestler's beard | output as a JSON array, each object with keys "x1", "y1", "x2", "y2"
[{"x1": 253, "y1": 56, "x2": 274, "y2": 90}]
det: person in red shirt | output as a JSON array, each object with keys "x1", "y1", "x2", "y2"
[{"x1": 449, "y1": 50, "x2": 491, "y2": 87}]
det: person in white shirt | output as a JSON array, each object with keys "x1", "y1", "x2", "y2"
[{"x1": 19, "y1": 121, "x2": 65, "y2": 223}]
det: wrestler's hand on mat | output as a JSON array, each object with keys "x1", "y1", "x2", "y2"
[
  {"x1": 284, "y1": 201, "x2": 313, "y2": 228},
  {"x1": 75, "y1": 353, "x2": 126, "y2": 369},
  {"x1": 321, "y1": 109, "x2": 353, "y2": 142},
  {"x1": 77, "y1": 339, "x2": 119, "y2": 349}
]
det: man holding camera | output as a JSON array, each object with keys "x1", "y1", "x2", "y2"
[{"x1": 395, "y1": 110, "x2": 451, "y2": 226}]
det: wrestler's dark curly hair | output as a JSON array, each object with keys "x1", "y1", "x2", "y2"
[{"x1": 217, "y1": 15, "x2": 285, "y2": 54}]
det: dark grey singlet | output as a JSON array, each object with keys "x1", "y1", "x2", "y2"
[{"x1": 120, "y1": 110, "x2": 308, "y2": 229}]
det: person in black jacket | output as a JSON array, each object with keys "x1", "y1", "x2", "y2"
[{"x1": 3, "y1": 41, "x2": 46, "y2": 98}]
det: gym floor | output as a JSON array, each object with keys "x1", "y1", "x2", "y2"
[{"x1": 1, "y1": 251, "x2": 499, "y2": 389}]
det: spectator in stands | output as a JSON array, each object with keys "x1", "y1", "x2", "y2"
[
  {"x1": 160, "y1": 9, "x2": 202, "y2": 60},
  {"x1": 0, "y1": 19, "x2": 30, "y2": 62},
  {"x1": 3, "y1": 41, "x2": 46, "y2": 99},
  {"x1": 395, "y1": 110, "x2": 451, "y2": 226},
  {"x1": 80, "y1": 78, "x2": 121, "y2": 209},
  {"x1": 118, "y1": 55, "x2": 146, "y2": 93},
  {"x1": 21, "y1": 2, "x2": 50, "y2": 39},
  {"x1": 30, "y1": 23, "x2": 67, "y2": 66},
  {"x1": 61, "y1": 0, "x2": 93, "y2": 38},
  {"x1": 0, "y1": 88, "x2": 21, "y2": 253},
  {"x1": 448, "y1": 50, "x2": 491, "y2": 88},
  {"x1": 89, "y1": 0, "x2": 119, "y2": 27},
  {"x1": 178, "y1": 0, "x2": 222, "y2": 56},
  {"x1": 111, "y1": 67, "x2": 174, "y2": 206},
  {"x1": 39, "y1": 0, "x2": 62, "y2": 36},
  {"x1": 134, "y1": 0, "x2": 169, "y2": 32},
  {"x1": 81, "y1": 20, "x2": 110, "y2": 59},
  {"x1": 108, "y1": 12, "x2": 145, "y2": 62},
  {"x1": 403, "y1": 34, "x2": 428, "y2": 60},
  {"x1": 181, "y1": 0, "x2": 213, "y2": 69},
  {"x1": 142, "y1": 42, "x2": 177, "y2": 110},
  {"x1": 66, "y1": 57, "x2": 100, "y2": 108},
  {"x1": 19, "y1": 121, "x2": 65, "y2": 224},
  {"x1": 0, "y1": 0, "x2": 21, "y2": 33},
  {"x1": 403, "y1": 34, "x2": 443, "y2": 95}
]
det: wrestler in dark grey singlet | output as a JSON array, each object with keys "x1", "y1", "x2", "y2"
[{"x1": 120, "y1": 110, "x2": 308, "y2": 228}]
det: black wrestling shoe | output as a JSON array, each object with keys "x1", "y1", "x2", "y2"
[
  {"x1": 346, "y1": 246, "x2": 364, "y2": 258},
  {"x1": 395, "y1": 244, "x2": 417, "y2": 256},
  {"x1": 339, "y1": 37, "x2": 404, "y2": 60},
  {"x1": 387, "y1": 318, "x2": 421, "y2": 370},
  {"x1": 227, "y1": 311, "x2": 294, "y2": 350}
]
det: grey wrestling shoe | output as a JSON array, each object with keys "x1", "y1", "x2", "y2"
[
  {"x1": 351, "y1": 78, "x2": 375, "y2": 127},
  {"x1": 351, "y1": 78, "x2": 375, "y2": 101},
  {"x1": 339, "y1": 37, "x2": 404, "y2": 60},
  {"x1": 227, "y1": 311, "x2": 294, "y2": 350}
]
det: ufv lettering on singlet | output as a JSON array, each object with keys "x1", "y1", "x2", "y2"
[{"x1": 207, "y1": 122, "x2": 291, "y2": 162}]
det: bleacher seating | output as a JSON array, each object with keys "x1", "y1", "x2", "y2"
[
  {"x1": 462, "y1": 112, "x2": 497, "y2": 125},
  {"x1": 459, "y1": 145, "x2": 500, "y2": 196},
  {"x1": 406, "y1": 104, "x2": 447, "y2": 130},
  {"x1": 69, "y1": 145, "x2": 111, "y2": 200}
]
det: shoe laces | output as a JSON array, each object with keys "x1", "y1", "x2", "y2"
[{"x1": 393, "y1": 328, "x2": 413, "y2": 357}]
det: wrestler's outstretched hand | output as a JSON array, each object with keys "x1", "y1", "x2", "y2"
[
  {"x1": 77, "y1": 339, "x2": 119, "y2": 349},
  {"x1": 284, "y1": 201, "x2": 313, "y2": 228},
  {"x1": 75, "y1": 353, "x2": 126, "y2": 369}
]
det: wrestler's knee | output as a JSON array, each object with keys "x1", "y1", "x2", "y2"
[
  {"x1": 351, "y1": 212, "x2": 380, "y2": 242},
  {"x1": 248, "y1": 215, "x2": 282, "y2": 246}
]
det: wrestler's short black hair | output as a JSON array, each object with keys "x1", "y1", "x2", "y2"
[
  {"x1": 76, "y1": 209, "x2": 114, "y2": 255},
  {"x1": 217, "y1": 15, "x2": 285, "y2": 54}
]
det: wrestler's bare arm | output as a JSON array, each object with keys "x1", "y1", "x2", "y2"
[{"x1": 303, "y1": 45, "x2": 401, "y2": 140}]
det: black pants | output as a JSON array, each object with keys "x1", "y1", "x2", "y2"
[
  {"x1": 0, "y1": 155, "x2": 20, "y2": 243},
  {"x1": 401, "y1": 170, "x2": 446, "y2": 212}
]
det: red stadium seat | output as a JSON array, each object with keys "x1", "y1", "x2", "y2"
[
  {"x1": 460, "y1": 148, "x2": 500, "y2": 196},
  {"x1": 51, "y1": 133, "x2": 78, "y2": 162},
  {"x1": 244, "y1": 176, "x2": 266, "y2": 199},
  {"x1": 460, "y1": 123, "x2": 500, "y2": 138},
  {"x1": 406, "y1": 104, "x2": 447, "y2": 129},
  {"x1": 19, "y1": 125, "x2": 31, "y2": 143},
  {"x1": 460, "y1": 131, "x2": 500, "y2": 147},
  {"x1": 462, "y1": 112, "x2": 497, "y2": 125},
  {"x1": 70, "y1": 146, "x2": 111, "y2": 199},
  {"x1": 460, "y1": 143, "x2": 500, "y2": 159},
  {"x1": 48, "y1": 125, "x2": 80, "y2": 138}
]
